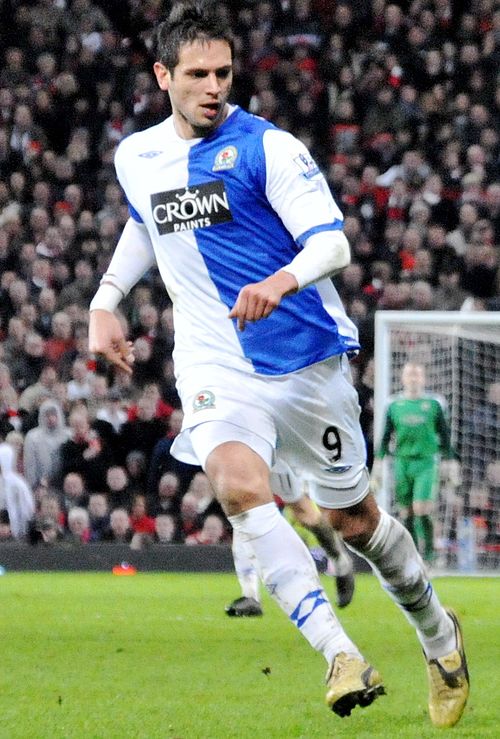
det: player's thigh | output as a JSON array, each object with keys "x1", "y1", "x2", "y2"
[
  {"x1": 393, "y1": 457, "x2": 413, "y2": 509},
  {"x1": 201, "y1": 436, "x2": 274, "y2": 515},
  {"x1": 412, "y1": 458, "x2": 439, "y2": 504},
  {"x1": 272, "y1": 355, "x2": 368, "y2": 509}
]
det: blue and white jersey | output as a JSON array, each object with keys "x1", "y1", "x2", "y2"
[{"x1": 114, "y1": 105, "x2": 359, "y2": 377}]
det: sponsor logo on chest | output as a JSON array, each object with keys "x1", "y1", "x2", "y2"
[{"x1": 151, "y1": 181, "x2": 233, "y2": 235}]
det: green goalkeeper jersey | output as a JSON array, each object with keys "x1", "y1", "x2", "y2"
[{"x1": 376, "y1": 395, "x2": 456, "y2": 460}]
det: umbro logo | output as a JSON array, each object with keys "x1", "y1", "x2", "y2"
[{"x1": 139, "y1": 150, "x2": 163, "y2": 158}]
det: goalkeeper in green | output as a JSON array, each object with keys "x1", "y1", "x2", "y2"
[{"x1": 373, "y1": 362, "x2": 460, "y2": 563}]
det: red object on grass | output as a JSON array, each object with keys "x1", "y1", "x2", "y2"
[{"x1": 112, "y1": 562, "x2": 137, "y2": 576}]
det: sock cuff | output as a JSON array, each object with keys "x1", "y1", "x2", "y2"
[
  {"x1": 365, "y1": 507, "x2": 393, "y2": 554},
  {"x1": 228, "y1": 502, "x2": 281, "y2": 540}
]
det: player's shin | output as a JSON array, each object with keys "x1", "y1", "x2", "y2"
[
  {"x1": 231, "y1": 529, "x2": 260, "y2": 601},
  {"x1": 228, "y1": 502, "x2": 360, "y2": 663},
  {"x1": 349, "y1": 508, "x2": 455, "y2": 659}
]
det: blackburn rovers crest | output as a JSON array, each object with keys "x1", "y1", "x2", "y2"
[
  {"x1": 193, "y1": 390, "x2": 216, "y2": 412},
  {"x1": 213, "y1": 146, "x2": 238, "y2": 171}
]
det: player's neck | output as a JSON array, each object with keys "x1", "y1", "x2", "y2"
[
  {"x1": 404, "y1": 390, "x2": 422, "y2": 399},
  {"x1": 172, "y1": 104, "x2": 231, "y2": 140}
]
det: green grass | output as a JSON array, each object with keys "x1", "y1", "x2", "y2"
[{"x1": 0, "y1": 573, "x2": 497, "y2": 738}]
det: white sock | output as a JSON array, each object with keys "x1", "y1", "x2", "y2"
[
  {"x1": 228, "y1": 502, "x2": 360, "y2": 664},
  {"x1": 231, "y1": 530, "x2": 260, "y2": 602},
  {"x1": 350, "y1": 508, "x2": 455, "y2": 659},
  {"x1": 328, "y1": 532, "x2": 353, "y2": 577}
]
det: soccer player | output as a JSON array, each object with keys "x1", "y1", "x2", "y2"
[
  {"x1": 226, "y1": 462, "x2": 355, "y2": 616},
  {"x1": 372, "y1": 362, "x2": 461, "y2": 564},
  {"x1": 88, "y1": 1, "x2": 469, "y2": 726}
]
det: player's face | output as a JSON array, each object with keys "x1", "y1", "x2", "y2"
[
  {"x1": 401, "y1": 364, "x2": 425, "y2": 394},
  {"x1": 154, "y1": 39, "x2": 233, "y2": 139}
]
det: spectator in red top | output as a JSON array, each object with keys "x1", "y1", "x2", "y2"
[
  {"x1": 67, "y1": 506, "x2": 91, "y2": 543},
  {"x1": 178, "y1": 492, "x2": 203, "y2": 542},
  {"x1": 44, "y1": 311, "x2": 75, "y2": 367},
  {"x1": 129, "y1": 493, "x2": 155, "y2": 536},
  {"x1": 185, "y1": 514, "x2": 228, "y2": 546},
  {"x1": 126, "y1": 382, "x2": 173, "y2": 423}
]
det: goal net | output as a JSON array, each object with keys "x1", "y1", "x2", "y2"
[{"x1": 374, "y1": 311, "x2": 500, "y2": 573}]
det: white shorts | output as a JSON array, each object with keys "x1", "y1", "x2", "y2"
[{"x1": 171, "y1": 356, "x2": 369, "y2": 509}]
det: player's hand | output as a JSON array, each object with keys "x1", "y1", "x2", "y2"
[
  {"x1": 88, "y1": 309, "x2": 134, "y2": 374},
  {"x1": 228, "y1": 270, "x2": 298, "y2": 331},
  {"x1": 441, "y1": 459, "x2": 462, "y2": 487}
]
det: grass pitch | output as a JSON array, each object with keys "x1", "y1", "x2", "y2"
[{"x1": 0, "y1": 572, "x2": 497, "y2": 738}]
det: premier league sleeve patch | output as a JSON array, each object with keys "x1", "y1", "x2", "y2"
[{"x1": 293, "y1": 152, "x2": 321, "y2": 179}]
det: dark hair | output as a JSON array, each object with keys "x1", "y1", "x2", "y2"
[{"x1": 156, "y1": 1, "x2": 234, "y2": 71}]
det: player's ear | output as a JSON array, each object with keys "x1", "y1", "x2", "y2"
[{"x1": 153, "y1": 62, "x2": 170, "y2": 91}]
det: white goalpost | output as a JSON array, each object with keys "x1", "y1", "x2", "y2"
[{"x1": 374, "y1": 311, "x2": 500, "y2": 573}]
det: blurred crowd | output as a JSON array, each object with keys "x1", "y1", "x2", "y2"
[{"x1": 0, "y1": 0, "x2": 499, "y2": 547}]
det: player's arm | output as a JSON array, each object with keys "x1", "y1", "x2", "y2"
[
  {"x1": 228, "y1": 230, "x2": 350, "y2": 331},
  {"x1": 376, "y1": 409, "x2": 394, "y2": 460},
  {"x1": 435, "y1": 403, "x2": 457, "y2": 459},
  {"x1": 88, "y1": 218, "x2": 156, "y2": 372},
  {"x1": 371, "y1": 411, "x2": 394, "y2": 487},
  {"x1": 435, "y1": 403, "x2": 461, "y2": 485},
  {"x1": 229, "y1": 131, "x2": 350, "y2": 330}
]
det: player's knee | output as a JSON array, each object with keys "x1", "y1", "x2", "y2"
[
  {"x1": 334, "y1": 495, "x2": 381, "y2": 548},
  {"x1": 413, "y1": 500, "x2": 433, "y2": 516},
  {"x1": 209, "y1": 467, "x2": 271, "y2": 515},
  {"x1": 289, "y1": 498, "x2": 320, "y2": 528}
]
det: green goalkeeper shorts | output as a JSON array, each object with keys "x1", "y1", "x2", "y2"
[{"x1": 393, "y1": 456, "x2": 439, "y2": 508}]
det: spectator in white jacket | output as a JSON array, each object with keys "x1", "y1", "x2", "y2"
[{"x1": 23, "y1": 398, "x2": 71, "y2": 489}]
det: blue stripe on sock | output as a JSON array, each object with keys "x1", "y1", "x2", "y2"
[
  {"x1": 401, "y1": 583, "x2": 433, "y2": 613},
  {"x1": 290, "y1": 589, "x2": 328, "y2": 628}
]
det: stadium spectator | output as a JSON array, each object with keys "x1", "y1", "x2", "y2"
[
  {"x1": 126, "y1": 381, "x2": 173, "y2": 423},
  {"x1": 105, "y1": 464, "x2": 133, "y2": 511},
  {"x1": 102, "y1": 507, "x2": 133, "y2": 543},
  {"x1": 87, "y1": 492, "x2": 111, "y2": 542},
  {"x1": 129, "y1": 493, "x2": 155, "y2": 536},
  {"x1": 153, "y1": 512, "x2": 179, "y2": 544},
  {"x1": 59, "y1": 408, "x2": 115, "y2": 492},
  {"x1": 1, "y1": 317, "x2": 27, "y2": 364},
  {"x1": 95, "y1": 386, "x2": 128, "y2": 432},
  {"x1": 18, "y1": 363, "x2": 58, "y2": 415},
  {"x1": 0, "y1": 362, "x2": 19, "y2": 422},
  {"x1": 434, "y1": 264, "x2": 471, "y2": 311},
  {"x1": 10, "y1": 331, "x2": 46, "y2": 393},
  {"x1": 0, "y1": 509, "x2": 12, "y2": 541},
  {"x1": 66, "y1": 357, "x2": 93, "y2": 402},
  {"x1": 185, "y1": 514, "x2": 228, "y2": 546},
  {"x1": 84, "y1": 373, "x2": 109, "y2": 421},
  {"x1": 60, "y1": 471, "x2": 89, "y2": 520},
  {"x1": 124, "y1": 450, "x2": 148, "y2": 496},
  {"x1": 0, "y1": 440, "x2": 35, "y2": 539},
  {"x1": 148, "y1": 470, "x2": 182, "y2": 520},
  {"x1": 178, "y1": 492, "x2": 203, "y2": 543},
  {"x1": 22, "y1": 398, "x2": 70, "y2": 490},
  {"x1": 67, "y1": 506, "x2": 91, "y2": 543},
  {"x1": 44, "y1": 311, "x2": 75, "y2": 368},
  {"x1": 185, "y1": 471, "x2": 225, "y2": 524},
  {"x1": 117, "y1": 393, "x2": 167, "y2": 466}
]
